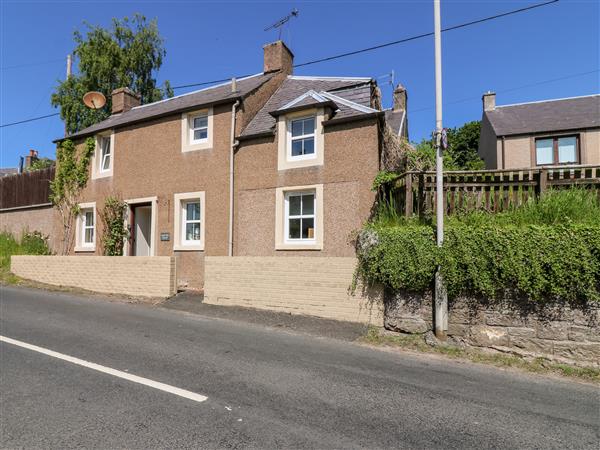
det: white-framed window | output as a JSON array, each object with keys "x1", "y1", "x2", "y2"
[
  {"x1": 277, "y1": 109, "x2": 324, "y2": 171},
  {"x1": 99, "y1": 136, "x2": 111, "y2": 172},
  {"x1": 75, "y1": 202, "x2": 96, "y2": 252},
  {"x1": 181, "y1": 108, "x2": 213, "y2": 152},
  {"x1": 189, "y1": 113, "x2": 209, "y2": 144},
  {"x1": 173, "y1": 192, "x2": 205, "y2": 251},
  {"x1": 275, "y1": 184, "x2": 323, "y2": 250},
  {"x1": 285, "y1": 191, "x2": 315, "y2": 242},
  {"x1": 182, "y1": 200, "x2": 201, "y2": 244},
  {"x1": 92, "y1": 132, "x2": 114, "y2": 179},
  {"x1": 288, "y1": 116, "x2": 316, "y2": 160}
]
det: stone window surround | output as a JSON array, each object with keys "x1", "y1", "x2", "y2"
[
  {"x1": 277, "y1": 108, "x2": 325, "y2": 171},
  {"x1": 75, "y1": 201, "x2": 96, "y2": 253},
  {"x1": 181, "y1": 108, "x2": 214, "y2": 153},
  {"x1": 173, "y1": 191, "x2": 206, "y2": 251},
  {"x1": 275, "y1": 184, "x2": 323, "y2": 251},
  {"x1": 91, "y1": 131, "x2": 114, "y2": 180}
]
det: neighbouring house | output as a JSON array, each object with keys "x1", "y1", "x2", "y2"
[
  {"x1": 53, "y1": 40, "x2": 408, "y2": 293},
  {"x1": 478, "y1": 92, "x2": 600, "y2": 169}
]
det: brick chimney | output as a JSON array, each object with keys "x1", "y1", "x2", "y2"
[
  {"x1": 263, "y1": 41, "x2": 294, "y2": 75},
  {"x1": 111, "y1": 87, "x2": 141, "y2": 114},
  {"x1": 483, "y1": 91, "x2": 496, "y2": 111},
  {"x1": 24, "y1": 149, "x2": 39, "y2": 168},
  {"x1": 392, "y1": 84, "x2": 407, "y2": 112}
]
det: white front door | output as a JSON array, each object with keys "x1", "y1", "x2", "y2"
[{"x1": 133, "y1": 205, "x2": 151, "y2": 256}]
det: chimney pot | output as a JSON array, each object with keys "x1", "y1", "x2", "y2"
[
  {"x1": 263, "y1": 41, "x2": 294, "y2": 75},
  {"x1": 111, "y1": 87, "x2": 141, "y2": 114},
  {"x1": 483, "y1": 91, "x2": 496, "y2": 111},
  {"x1": 24, "y1": 149, "x2": 39, "y2": 168}
]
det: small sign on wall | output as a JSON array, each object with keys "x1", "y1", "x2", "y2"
[{"x1": 160, "y1": 232, "x2": 170, "y2": 242}]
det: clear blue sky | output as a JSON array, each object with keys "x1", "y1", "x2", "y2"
[{"x1": 1, "y1": 0, "x2": 598, "y2": 167}]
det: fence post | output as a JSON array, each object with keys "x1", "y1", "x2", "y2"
[
  {"x1": 404, "y1": 173, "x2": 413, "y2": 217},
  {"x1": 538, "y1": 168, "x2": 548, "y2": 196}
]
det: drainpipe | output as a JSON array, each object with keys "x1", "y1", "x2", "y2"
[{"x1": 228, "y1": 99, "x2": 240, "y2": 257}]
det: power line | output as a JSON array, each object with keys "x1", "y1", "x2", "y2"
[
  {"x1": 172, "y1": 0, "x2": 559, "y2": 89},
  {"x1": 0, "y1": 0, "x2": 563, "y2": 128},
  {"x1": 0, "y1": 113, "x2": 60, "y2": 128},
  {"x1": 0, "y1": 58, "x2": 64, "y2": 71},
  {"x1": 293, "y1": 0, "x2": 559, "y2": 68},
  {"x1": 408, "y1": 69, "x2": 599, "y2": 114}
]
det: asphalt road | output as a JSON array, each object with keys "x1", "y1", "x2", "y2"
[{"x1": 1, "y1": 286, "x2": 598, "y2": 449}]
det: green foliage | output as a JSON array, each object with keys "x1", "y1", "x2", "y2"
[
  {"x1": 372, "y1": 170, "x2": 400, "y2": 191},
  {"x1": 24, "y1": 157, "x2": 54, "y2": 172},
  {"x1": 0, "y1": 231, "x2": 50, "y2": 283},
  {"x1": 356, "y1": 224, "x2": 600, "y2": 304},
  {"x1": 100, "y1": 196, "x2": 129, "y2": 256},
  {"x1": 51, "y1": 14, "x2": 172, "y2": 134},
  {"x1": 50, "y1": 138, "x2": 95, "y2": 254},
  {"x1": 406, "y1": 121, "x2": 485, "y2": 171}
]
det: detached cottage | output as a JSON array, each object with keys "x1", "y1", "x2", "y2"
[{"x1": 60, "y1": 41, "x2": 407, "y2": 297}]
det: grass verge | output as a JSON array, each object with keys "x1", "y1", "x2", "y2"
[{"x1": 360, "y1": 326, "x2": 600, "y2": 383}]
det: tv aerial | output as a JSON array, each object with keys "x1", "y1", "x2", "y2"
[
  {"x1": 83, "y1": 91, "x2": 106, "y2": 109},
  {"x1": 264, "y1": 8, "x2": 299, "y2": 40}
]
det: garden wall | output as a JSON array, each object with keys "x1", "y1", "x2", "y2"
[
  {"x1": 0, "y1": 205, "x2": 58, "y2": 252},
  {"x1": 385, "y1": 291, "x2": 599, "y2": 367},
  {"x1": 204, "y1": 257, "x2": 383, "y2": 325},
  {"x1": 11, "y1": 255, "x2": 176, "y2": 298}
]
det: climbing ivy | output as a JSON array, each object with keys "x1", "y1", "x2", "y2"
[
  {"x1": 99, "y1": 196, "x2": 129, "y2": 256},
  {"x1": 50, "y1": 138, "x2": 95, "y2": 255}
]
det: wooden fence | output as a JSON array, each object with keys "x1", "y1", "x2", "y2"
[
  {"x1": 0, "y1": 167, "x2": 55, "y2": 210},
  {"x1": 394, "y1": 165, "x2": 600, "y2": 217}
]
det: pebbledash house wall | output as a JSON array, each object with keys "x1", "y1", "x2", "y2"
[{"x1": 234, "y1": 117, "x2": 380, "y2": 257}]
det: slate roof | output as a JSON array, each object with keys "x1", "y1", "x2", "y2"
[
  {"x1": 240, "y1": 76, "x2": 377, "y2": 138},
  {"x1": 485, "y1": 94, "x2": 600, "y2": 136},
  {"x1": 384, "y1": 109, "x2": 406, "y2": 137},
  {"x1": 62, "y1": 72, "x2": 276, "y2": 141}
]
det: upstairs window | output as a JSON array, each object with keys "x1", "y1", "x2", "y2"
[
  {"x1": 289, "y1": 116, "x2": 316, "y2": 160},
  {"x1": 190, "y1": 113, "x2": 208, "y2": 144},
  {"x1": 285, "y1": 191, "x2": 315, "y2": 242},
  {"x1": 99, "y1": 136, "x2": 111, "y2": 172},
  {"x1": 535, "y1": 136, "x2": 579, "y2": 166}
]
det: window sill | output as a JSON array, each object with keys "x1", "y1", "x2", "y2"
[
  {"x1": 74, "y1": 246, "x2": 95, "y2": 253},
  {"x1": 276, "y1": 243, "x2": 322, "y2": 251},
  {"x1": 91, "y1": 169, "x2": 113, "y2": 180},
  {"x1": 173, "y1": 244, "x2": 204, "y2": 252},
  {"x1": 181, "y1": 142, "x2": 212, "y2": 153}
]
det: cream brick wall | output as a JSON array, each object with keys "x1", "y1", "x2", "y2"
[
  {"x1": 204, "y1": 256, "x2": 383, "y2": 325},
  {"x1": 11, "y1": 256, "x2": 176, "y2": 298}
]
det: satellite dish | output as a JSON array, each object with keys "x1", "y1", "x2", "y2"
[{"x1": 83, "y1": 91, "x2": 106, "y2": 109}]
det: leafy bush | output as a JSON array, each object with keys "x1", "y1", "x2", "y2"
[
  {"x1": 356, "y1": 224, "x2": 600, "y2": 304},
  {"x1": 0, "y1": 231, "x2": 50, "y2": 281}
]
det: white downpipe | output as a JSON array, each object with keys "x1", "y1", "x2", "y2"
[{"x1": 228, "y1": 100, "x2": 240, "y2": 257}]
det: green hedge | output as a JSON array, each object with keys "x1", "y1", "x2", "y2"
[{"x1": 357, "y1": 224, "x2": 600, "y2": 303}]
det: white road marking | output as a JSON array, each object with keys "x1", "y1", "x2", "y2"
[{"x1": 0, "y1": 335, "x2": 208, "y2": 403}]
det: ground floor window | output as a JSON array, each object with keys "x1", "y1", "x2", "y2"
[
  {"x1": 535, "y1": 135, "x2": 579, "y2": 166},
  {"x1": 275, "y1": 184, "x2": 323, "y2": 250},
  {"x1": 173, "y1": 191, "x2": 205, "y2": 251},
  {"x1": 75, "y1": 202, "x2": 96, "y2": 252}
]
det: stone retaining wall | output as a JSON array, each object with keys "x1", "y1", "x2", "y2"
[
  {"x1": 11, "y1": 255, "x2": 176, "y2": 298},
  {"x1": 385, "y1": 291, "x2": 599, "y2": 367},
  {"x1": 204, "y1": 257, "x2": 383, "y2": 325}
]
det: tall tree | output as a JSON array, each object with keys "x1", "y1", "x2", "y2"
[{"x1": 51, "y1": 14, "x2": 173, "y2": 135}]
